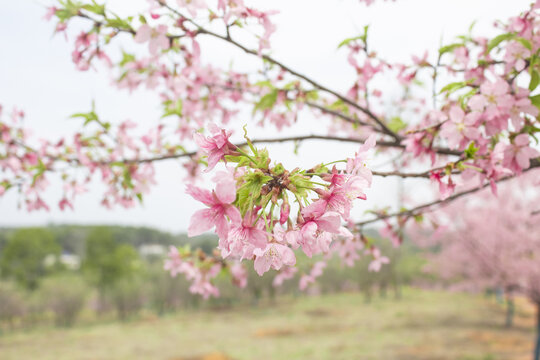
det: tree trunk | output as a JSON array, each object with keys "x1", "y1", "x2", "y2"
[
  {"x1": 505, "y1": 297, "x2": 514, "y2": 328},
  {"x1": 534, "y1": 301, "x2": 540, "y2": 360},
  {"x1": 495, "y1": 287, "x2": 504, "y2": 304},
  {"x1": 393, "y1": 278, "x2": 402, "y2": 300}
]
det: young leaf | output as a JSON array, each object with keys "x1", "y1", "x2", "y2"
[
  {"x1": 530, "y1": 70, "x2": 540, "y2": 92},
  {"x1": 487, "y1": 33, "x2": 515, "y2": 52},
  {"x1": 254, "y1": 90, "x2": 278, "y2": 112}
]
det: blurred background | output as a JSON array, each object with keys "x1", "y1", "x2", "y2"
[
  {"x1": 0, "y1": 224, "x2": 537, "y2": 360},
  {"x1": 1, "y1": 1, "x2": 539, "y2": 359}
]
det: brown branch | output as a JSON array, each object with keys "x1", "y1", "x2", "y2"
[
  {"x1": 156, "y1": 2, "x2": 402, "y2": 142},
  {"x1": 372, "y1": 170, "x2": 431, "y2": 178},
  {"x1": 108, "y1": 134, "x2": 461, "y2": 165},
  {"x1": 304, "y1": 101, "x2": 371, "y2": 127},
  {"x1": 356, "y1": 164, "x2": 540, "y2": 227}
]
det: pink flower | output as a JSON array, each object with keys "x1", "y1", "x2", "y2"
[
  {"x1": 75, "y1": 31, "x2": 97, "y2": 49},
  {"x1": 299, "y1": 261, "x2": 326, "y2": 290},
  {"x1": 440, "y1": 106, "x2": 481, "y2": 149},
  {"x1": 164, "y1": 246, "x2": 193, "y2": 277},
  {"x1": 403, "y1": 132, "x2": 436, "y2": 165},
  {"x1": 230, "y1": 263, "x2": 248, "y2": 288},
  {"x1": 224, "y1": 213, "x2": 267, "y2": 258},
  {"x1": 43, "y1": 7, "x2": 57, "y2": 21},
  {"x1": 330, "y1": 229, "x2": 363, "y2": 267},
  {"x1": 504, "y1": 41, "x2": 530, "y2": 72},
  {"x1": 253, "y1": 243, "x2": 296, "y2": 276},
  {"x1": 346, "y1": 134, "x2": 376, "y2": 175},
  {"x1": 59, "y1": 198, "x2": 74, "y2": 211},
  {"x1": 177, "y1": 0, "x2": 207, "y2": 17},
  {"x1": 194, "y1": 126, "x2": 236, "y2": 171},
  {"x1": 503, "y1": 134, "x2": 540, "y2": 173},
  {"x1": 189, "y1": 263, "x2": 221, "y2": 299},
  {"x1": 368, "y1": 248, "x2": 390, "y2": 272},
  {"x1": 468, "y1": 78, "x2": 513, "y2": 121},
  {"x1": 273, "y1": 266, "x2": 298, "y2": 287},
  {"x1": 294, "y1": 203, "x2": 342, "y2": 257},
  {"x1": 509, "y1": 89, "x2": 538, "y2": 131},
  {"x1": 313, "y1": 173, "x2": 369, "y2": 220},
  {"x1": 186, "y1": 179, "x2": 240, "y2": 240},
  {"x1": 430, "y1": 171, "x2": 456, "y2": 200},
  {"x1": 134, "y1": 24, "x2": 169, "y2": 55},
  {"x1": 279, "y1": 200, "x2": 290, "y2": 225}
]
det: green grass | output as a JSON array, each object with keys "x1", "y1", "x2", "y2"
[{"x1": 0, "y1": 288, "x2": 536, "y2": 360}]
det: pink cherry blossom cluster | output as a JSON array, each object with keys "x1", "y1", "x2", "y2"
[
  {"x1": 415, "y1": 171, "x2": 540, "y2": 303},
  {"x1": 0, "y1": 104, "x2": 182, "y2": 211},
  {"x1": 171, "y1": 129, "x2": 375, "y2": 285}
]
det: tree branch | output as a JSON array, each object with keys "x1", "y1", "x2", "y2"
[
  {"x1": 356, "y1": 165, "x2": 540, "y2": 227},
  {"x1": 156, "y1": 2, "x2": 402, "y2": 142},
  {"x1": 105, "y1": 134, "x2": 461, "y2": 165}
]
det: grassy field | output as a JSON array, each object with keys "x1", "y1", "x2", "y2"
[{"x1": 0, "y1": 288, "x2": 537, "y2": 360}]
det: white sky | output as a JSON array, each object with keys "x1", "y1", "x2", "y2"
[{"x1": 0, "y1": 0, "x2": 532, "y2": 233}]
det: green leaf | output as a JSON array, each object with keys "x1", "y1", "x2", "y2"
[
  {"x1": 119, "y1": 51, "x2": 136, "y2": 66},
  {"x1": 70, "y1": 111, "x2": 98, "y2": 126},
  {"x1": 253, "y1": 80, "x2": 273, "y2": 88},
  {"x1": 530, "y1": 94, "x2": 540, "y2": 109},
  {"x1": 464, "y1": 142, "x2": 479, "y2": 159},
  {"x1": 235, "y1": 171, "x2": 272, "y2": 215},
  {"x1": 122, "y1": 166, "x2": 133, "y2": 189},
  {"x1": 438, "y1": 43, "x2": 464, "y2": 56},
  {"x1": 288, "y1": 173, "x2": 312, "y2": 198},
  {"x1": 56, "y1": 0, "x2": 84, "y2": 21},
  {"x1": 82, "y1": 0, "x2": 106, "y2": 16},
  {"x1": 337, "y1": 25, "x2": 369, "y2": 49},
  {"x1": 487, "y1": 33, "x2": 515, "y2": 52},
  {"x1": 338, "y1": 36, "x2": 363, "y2": 49},
  {"x1": 161, "y1": 99, "x2": 183, "y2": 118},
  {"x1": 387, "y1": 117, "x2": 407, "y2": 133},
  {"x1": 242, "y1": 125, "x2": 258, "y2": 157},
  {"x1": 106, "y1": 16, "x2": 133, "y2": 31},
  {"x1": 305, "y1": 90, "x2": 319, "y2": 101},
  {"x1": 530, "y1": 70, "x2": 540, "y2": 92},
  {"x1": 254, "y1": 90, "x2": 278, "y2": 112},
  {"x1": 31, "y1": 159, "x2": 47, "y2": 187},
  {"x1": 439, "y1": 80, "x2": 471, "y2": 95},
  {"x1": 516, "y1": 37, "x2": 532, "y2": 51}
]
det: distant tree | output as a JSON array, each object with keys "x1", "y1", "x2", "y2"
[
  {"x1": 0, "y1": 281, "x2": 26, "y2": 329},
  {"x1": 0, "y1": 228, "x2": 60, "y2": 290},
  {"x1": 40, "y1": 274, "x2": 88, "y2": 327},
  {"x1": 82, "y1": 227, "x2": 139, "y2": 309},
  {"x1": 415, "y1": 175, "x2": 540, "y2": 359}
]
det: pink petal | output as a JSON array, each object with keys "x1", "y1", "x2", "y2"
[
  {"x1": 215, "y1": 179, "x2": 236, "y2": 204},
  {"x1": 214, "y1": 214, "x2": 229, "y2": 240},
  {"x1": 254, "y1": 253, "x2": 272, "y2": 276},
  {"x1": 449, "y1": 106, "x2": 464, "y2": 123},
  {"x1": 188, "y1": 208, "x2": 215, "y2": 237},
  {"x1": 301, "y1": 221, "x2": 318, "y2": 243},
  {"x1": 134, "y1": 25, "x2": 151, "y2": 43},
  {"x1": 514, "y1": 133, "x2": 530, "y2": 147},
  {"x1": 277, "y1": 245, "x2": 296, "y2": 267},
  {"x1": 225, "y1": 205, "x2": 241, "y2": 224},
  {"x1": 186, "y1": 184, "x2": 214, "y2": 205},
  {"x1": 301, "y1": 200, "x2": 326, "y2": 219},
  {"x1": 316, "y1": 212, "x2": 341, "y2": 233}
]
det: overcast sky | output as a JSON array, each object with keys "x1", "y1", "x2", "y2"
[{"x1": 0, "y1": 0, "x2": 532, "y2": 233}]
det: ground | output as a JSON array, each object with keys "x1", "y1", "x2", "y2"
[{"x1": 0, "y1": 288, "x2": 537, "y2": 360}]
